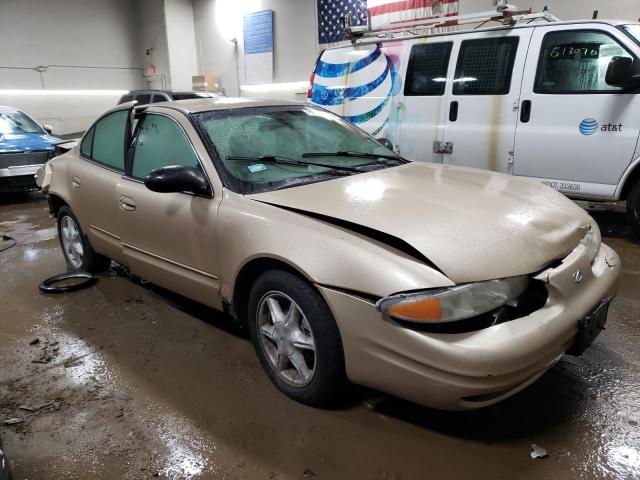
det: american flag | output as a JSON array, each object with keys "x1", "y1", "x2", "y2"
[
  {"x1": 317, "y1": 0, "x2": 458, "y2": 45},
  {"x1": 368, "y1": 0, "x2": 458, "y2": 28},
  {"x1": 317, "y1": 0, "x2": 368, "y2": 45}
]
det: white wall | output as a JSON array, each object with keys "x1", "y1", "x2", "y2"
[
  {"x1": 460, "y1": 0, "x2": 640, "y2": 21},
  {"x1": 137, "y1": 0, "x2": 172, "y2": 91},
  {"x1": 165, "y1": 0, "x2": 199, "y2": 90},
  {"x1": 193, "y1": 0, "x2": 317, "y2": 98},
  {"x1": 0, "y1": 0, "x2": 148, "y2": 134}
]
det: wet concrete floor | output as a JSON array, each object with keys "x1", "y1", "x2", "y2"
[{"x1": 0, "y1": 193, "x2": 639, "y2": 479}]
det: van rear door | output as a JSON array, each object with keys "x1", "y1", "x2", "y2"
[
  {"x1": 513, "y1": 24, "x2": 640, "y2": 198},
  {"x1": 441, "y1": 28, "x2": 533, "y2": 173}
]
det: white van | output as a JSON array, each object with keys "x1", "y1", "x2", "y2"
[{"x1": 308, "y1": 9, "x2": 640, "y2": 234}]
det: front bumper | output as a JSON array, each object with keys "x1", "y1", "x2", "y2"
[
  {"x1": 0, "y1": 165, "x2": 41, "y2": 192},
  {"x1": 318, "y1": 242, "x2": 620, "y2": 410},
  {"x1": 0, "y1": 150, "x2": 50, "y2": 192}
]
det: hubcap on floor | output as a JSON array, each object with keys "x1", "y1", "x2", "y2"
[
  {"x1": 257, "y1": 291, "x2": 316, "y2": 387},
  {"x1": 60, "y1": 216, "x2": 84, "y2": 269}
]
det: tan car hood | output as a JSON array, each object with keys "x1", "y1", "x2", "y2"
[{"x1": 249, "y1": 162, "x2": 590, "y2": 283}]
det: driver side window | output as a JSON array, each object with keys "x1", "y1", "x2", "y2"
[
  {"x1": 535, "y1": 30, "x2": 634, "y2": 94},
  {"x1": 131, "y1": 114, "x2": 201, "y2": 179}
]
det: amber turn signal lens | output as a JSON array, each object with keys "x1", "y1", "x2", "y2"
[{"x1": 387, "y1": 297, "x2": 443, "y2": 322}]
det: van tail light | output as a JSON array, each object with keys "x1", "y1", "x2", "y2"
[
  {"x1": 308, "y1": 52, "x2": 323, "y2": 100},
  {"x1": 307, "y1": 72, "x2": 315, "y2": 99}
]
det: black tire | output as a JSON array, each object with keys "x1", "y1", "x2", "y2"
[
  {"x1": 247, "y1": 270, "x2": 346, "y2": 407},
  {"x1": 39, "y1": 272, "x2": 97, "y2": 293},
  {"x1": 627, "y1": 181, "x2": 640, "y2": 238},
  {"x1": 57, "y1": 206, "x2": 110, "y2": 273}
]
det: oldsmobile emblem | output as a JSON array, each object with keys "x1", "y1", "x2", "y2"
[{"x1": 573, "y1": 270, "x2": 583, "y2": 283}]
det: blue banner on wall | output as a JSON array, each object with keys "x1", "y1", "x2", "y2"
[{"x1": 243, "y1": 10, "x2": 274, "y2": 54}]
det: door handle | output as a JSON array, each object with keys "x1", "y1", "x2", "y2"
[
  {"x1": 520, "y1": 100, "x2": 532, "y2": 123},
  {"x1": 449, "y1": 101, "x2": 459, "y2": 122},
  {"x1": 71, "y1": 175, "x2": 81, "y2": 188},
  {"x1": 119, "y1": 196, "x2": 136, "y2": 211}
]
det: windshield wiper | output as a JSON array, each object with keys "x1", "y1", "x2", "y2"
[
  {"x1": 302, "y1": 150, "x2": 403, "y2": 161},
  {"x1": 225, "y1": 155, "x2": 361, "y2": 173}
]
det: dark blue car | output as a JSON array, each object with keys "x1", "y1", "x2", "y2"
[{"x1": 0, "y1": 106, "x2": 62, "y2": 192}]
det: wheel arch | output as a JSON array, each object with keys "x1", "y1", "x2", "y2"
[
  {"x1": 617, "y1": 157, "x2": 640, "y2": 200},
  {"x1": 48, "y1": 193, "x2": 69, "y2": 217},
  {"x1": 232, "y1": 256, "x2": 314, "y2": 326}
]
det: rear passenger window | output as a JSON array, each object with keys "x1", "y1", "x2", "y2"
[
  {"x1": 131, "y1": 114, "x2": 200, "y2": 179},
  {"x1": 404, "y1": 42, "x2": 452, "y2": 96},
  {"x1": 534, "y1": 30, "x2": 633, "y2": 94},
  {"x1": 453, "y1": 37, "x2": 519, "y2": 95},
  {"x1": 90, "y1": 110, "x2": 128, "y2": 171},
  {"x1": 80, "y1": 127, "x2": 94, "y2": 158},
  {"x1": 119, "y1": 95, "x2": 134, "y2": 104}
]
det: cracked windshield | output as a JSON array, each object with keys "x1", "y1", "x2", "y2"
[{"x1": 196, "y1": 106, "x2": 402, "y2": 192}]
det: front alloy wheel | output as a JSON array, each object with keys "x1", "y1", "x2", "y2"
[
  {"x1": 248, "y1": 270, "x2": 346, "y2": 407},
  {"x1": 257, "y1": 292, "x2": 317, "y2": 387}
]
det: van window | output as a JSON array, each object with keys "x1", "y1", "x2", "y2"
[
  {"x1": 90, "y1": 110, "x2": 128, "y2": 171},
  {"x1": 534, "y1": 30, "x2": 634, "y2": 94},
  {"x1": 404, "y1": 42, "x2": 452, "y2": 96},
  {"x1": 151, "y1": 93, "x2": 170, "y2": 103},
  {"x1": 131, "y1": 114, "x2": 200, "y2": 179},
  {"x1": 453, "y1": 37, "x2": 519, "y2": 95},
  {"x1": 135, "y1": 94, "x2": 152, "y2": 105}
]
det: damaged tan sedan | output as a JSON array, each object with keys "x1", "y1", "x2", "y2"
[{"x1": 38, "y1": 98, "x2": 620, "y2": 410}]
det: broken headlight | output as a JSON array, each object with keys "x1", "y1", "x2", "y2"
[
  {"x1": 580, "y1": 221, "x2": 601, "y2": 264},
  {"x1": 377, "y1": 275, "x2": 529, "y2": 324}
]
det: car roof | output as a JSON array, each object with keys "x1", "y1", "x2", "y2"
[
  {"x1": 124, "y1": 90, "x2": 171, "y2": 94},
  {"x1": 145, "y1": 97, "x2": 303, "y2": 114},
  {"x1": 0, "y1": 105, "x2": 20, "y2": 114},
  {"x1": 124, "y1": 90, "x2": 218, "y2": 95}
]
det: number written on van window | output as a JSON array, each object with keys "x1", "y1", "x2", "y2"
[
  {"x1": 535, "y1": 30, "x2": 633, "y2": 94},
  {"x1": 549, "y1": 43, "x2": 600, "y2": 60}
]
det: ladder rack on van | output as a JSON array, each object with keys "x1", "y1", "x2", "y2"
[{"x1": 343, "y1": 3, "x2": 560, "y2": 45}]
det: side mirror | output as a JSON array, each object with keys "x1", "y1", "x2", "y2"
[
  {"x1": 144, "y1": 165, "x2": 211, "y2": 196},
  {"x1": 605, "y1": 56, "x2": 640, "y2": 88},
  {"x1": 377, "y1": 137, "x2": 394, "y2": 150},
  {"x1": 42, "y1": 124, "x2": 53, "y2": 134}
]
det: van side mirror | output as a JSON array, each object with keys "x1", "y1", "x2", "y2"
[
  {"x1": 42, "y1": 124, "x2": 53, "y2": 134},
  {"x1": 144, "y1": 165, "x2": 211, "y2": 196},
  {"x1": 605, "y1": 56, "x2": 640, "y2": 88}
]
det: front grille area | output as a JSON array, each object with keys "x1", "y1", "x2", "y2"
[
  {"x1": 0, "y1": 151, "x2": 50, "y2": 169},
  {"x1": 0, "y1": 174, "x2": 39, "y2": 192}
]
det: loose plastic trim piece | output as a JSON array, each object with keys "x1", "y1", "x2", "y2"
[{"x1": 39, "y1": 272, "x2": 97, "y2": 293}]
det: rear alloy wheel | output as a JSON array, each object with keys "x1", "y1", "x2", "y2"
[
  {"x1": 60, "y1": 215, "x2": 84, "y2": 269},
  {"x1": 627, "y1": 181, "x2": 640, "y2": 238},
  {"x1": 248, "y1": 270, "x2": 346, "y2": 407},
  {"x1": 57, "y1": 206, "x2": 110, "y2": 273}
]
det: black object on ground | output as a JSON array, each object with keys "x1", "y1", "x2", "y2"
[
  {"x1": 0, "y1": 235, "x2": 16, "y2": 253},
  {"x1": 39, "y1": 272, "x2": 97, "y2": 293}
]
